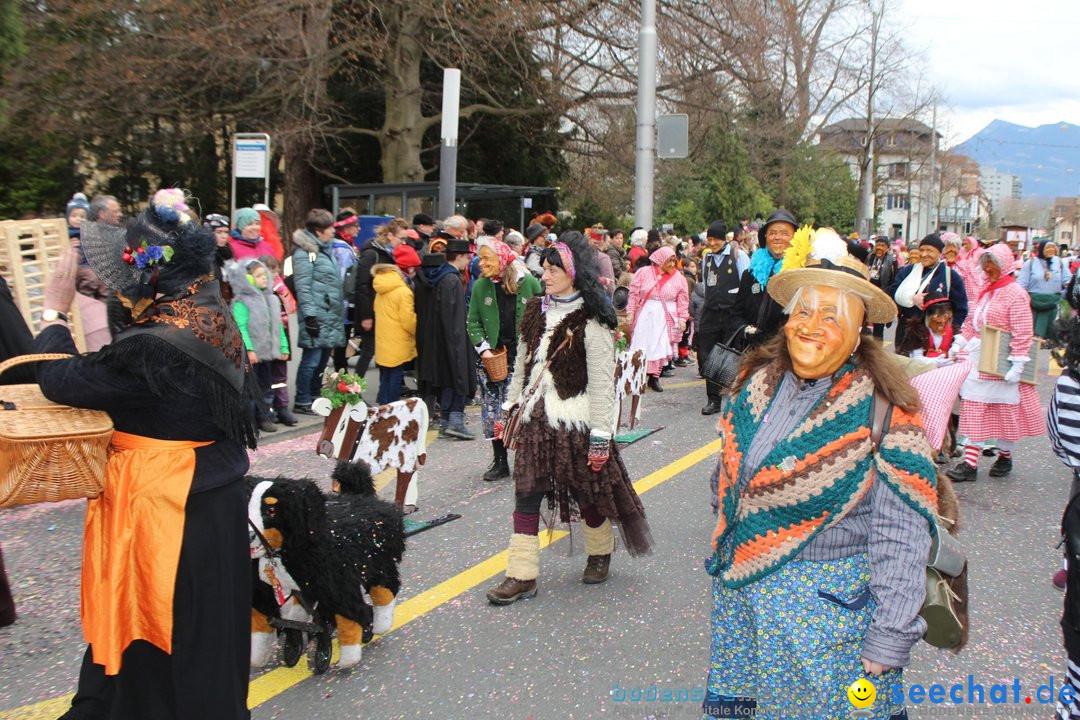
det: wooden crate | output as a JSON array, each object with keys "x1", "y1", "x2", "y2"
[
  {"x1": 0, "y1": 219, "x2": 87, "y2": 351},
  {"x1": 977, "y1": 324, "x2": 1040, "y2": 385}
]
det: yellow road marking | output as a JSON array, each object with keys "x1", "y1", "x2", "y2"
[
  {"x1": 662, "y1": 379, "x2": 704, "y2": 390},
  {"x1": 0, "y1": 435, "x2": 723, "y2": 718}
]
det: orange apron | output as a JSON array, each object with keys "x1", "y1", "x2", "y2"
[{"x1": 82, "y1": 431, "x2": 211, "y2": 675}]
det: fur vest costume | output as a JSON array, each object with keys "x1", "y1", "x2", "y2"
[{"x1": 509, "y1": 295, "x2": 616, "y2": 435}]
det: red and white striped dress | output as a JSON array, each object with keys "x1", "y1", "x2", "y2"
[{"x1": 958, "y1": 280, "x2": 1046, "y2": 442}]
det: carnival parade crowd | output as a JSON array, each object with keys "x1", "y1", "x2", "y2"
[{"x1": 4, "y1": 189, "x2": 1080, "y2": 719}]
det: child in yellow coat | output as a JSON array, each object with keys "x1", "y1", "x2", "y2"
[{"x1": 372, "y1": 263, "x2": 417, "y2": 404}]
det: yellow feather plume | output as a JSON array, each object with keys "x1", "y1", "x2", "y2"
[{"x1": 780, "y1": 225, "x2": 815, "y2": 272}]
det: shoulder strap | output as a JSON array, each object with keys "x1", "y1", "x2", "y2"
[{"x1": 870, "y1": 389, "x2": 894, "y2": 450}]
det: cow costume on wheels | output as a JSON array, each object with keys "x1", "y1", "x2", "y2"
[{"x1": 247, "y1": 461, "x2": 406, "y2": 670}]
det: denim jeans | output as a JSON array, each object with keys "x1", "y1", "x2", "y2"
[
  {"x1": 294, "y1": 347, "x2": 331, "y2": 407},
  {"x1": 377, "y1": 364, "x2": 407, "y2": 405}
]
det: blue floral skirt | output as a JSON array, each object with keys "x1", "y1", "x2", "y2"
[{"x1": 704, "y1": 554, "x2": 907, "y2": 720}]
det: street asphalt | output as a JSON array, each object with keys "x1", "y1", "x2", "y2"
[{"x1": 0, "y1": 352, "x2": 1070, "y2": 720}]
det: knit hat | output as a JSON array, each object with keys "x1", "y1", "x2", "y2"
[
  {"x1": 919, "y1": 233, "x2": 944, "y2": 252},
  {"x1": 412, "y1": 213, "x2": 435, "y2": 227},
  {"x1": 706, "y1": 221, "x2": 727, "y2": 239},
  {"x1": 234, "y1": 207, "x2": 260, "y2": 230},
  {"x1": 203, "y1": 213, "x2": 229, "y2": 230},
  {"x1": 394, "y1": 244, "x2": 421, "y2": 270},
  {"x1": 65, "y1": 192, "x2": 89, "y2": 223},
  {"x1": 525, "y1": 222, "x2": 547, "y2": 242}
]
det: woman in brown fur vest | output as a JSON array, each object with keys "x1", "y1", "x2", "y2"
[{"x1": 486, "y1": 232, "x2": 653, "y2": 605}]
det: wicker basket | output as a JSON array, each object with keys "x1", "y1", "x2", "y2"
[
  {"x1": 481, "y1": 346, "x2": 509, "y2": 383},
  {"x1": 0, "y1": 354, "x2": 112, "y2": 507}
]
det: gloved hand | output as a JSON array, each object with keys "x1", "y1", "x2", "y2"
[
  {"x1": 745, "y1": 325, "x2": 758, "y2": 335},
  {"x1": 588, "y1": 432, "x2": 610, "y2": 472},
  {"x1": 304, "y1": 316, "x2": 320, "y2": 338},
  {"x1": 1004, "y1": 360, "x2": 1025, "y2": 384}
]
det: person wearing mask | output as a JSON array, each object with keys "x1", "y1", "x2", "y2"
[
  {"x1": 415, "y1": 239, "x2": 477, "y2": 439},
  {"x1": 1018, "y1": 238, "x2": 1069, "y2": 343},
  {"x1": 291, "y1": 209, "x2": 345, "y2": 414},
  {"x1": 626, "y1": 246, "x2": 690, "y2": 393},
  {"x1": 485, "y1": 233, "x2": 653, "y2": 605},
  {"x1": 867, "y1": 235, "x2": 898, "y2": 340},
  {"x1": 468, "y1": 238, "x2": 542, "y2": 480},
  {"x1": 697, "y1": 221, "x2": 750, "y2": 415},
  {"x1": 733, "y1": 209, "x2": 796, "y2": 349},
  {"x1": 947, "y1": 243, "x2": 1044, "y2": 482},
  {"x1": 353, "y1": 218, "x2": 407, "y2": 380},
  {"x1": 888, "y1": 233, "x2": 968, "y2": 353},
  {"x1": 229, "y1": 208, "x2": 276, "y2": 262},
  {"x1": 38, "y1": 189, "x2": 256, "y2": 718}
]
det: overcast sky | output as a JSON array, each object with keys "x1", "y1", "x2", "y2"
[{"x1": 898, "y1": 0, "x2": 1080, "y2": 145}]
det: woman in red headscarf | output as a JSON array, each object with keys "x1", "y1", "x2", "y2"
[
  {"x1": 625, "y1": 245, "x2": 690, "y2": 392},
  {"x1": 468, "y1": 238, "x2": 542, "y2": 480}
]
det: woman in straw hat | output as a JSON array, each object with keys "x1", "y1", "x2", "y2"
[
  {"x1": 34, "y1": 189, "x2": 259, "y2": 719},
  {"x1": 703, "y1": 227, "x2": 940, "y2": 719}
]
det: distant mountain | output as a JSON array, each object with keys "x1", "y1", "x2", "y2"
[{"x1": 953, "y1": 120, "x2": 1080, "y2": 199}]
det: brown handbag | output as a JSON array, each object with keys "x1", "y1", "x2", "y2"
[{"x1": 501, "y1": 330, "x2": 573, "y2": 451}]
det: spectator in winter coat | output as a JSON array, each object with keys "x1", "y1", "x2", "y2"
[
  {"x1": 352, "y1": 218, "x2": 407, "y2": 378},
  {"x1": 415, "y1": 239, "x2": 477, "y2": 439},
  {"x1": 372, "y1": 263, "x2": 417, "y2": 404},
  {"x1": 412, "y1": 213, "x2": 436, "y2": 253},
  {"x1": 332, "y1": 210, "x2": 361, "y2": 372},
  {"x1": 229, "y1": 208, "x2": 277, "y2": 262},
  {"x1": 228, "y1": 259, "x2": 288, "y2": 433},
  {"x1": 291, "y1": 209, "x2": 345, "y2": 414},
  {"x1": 258, "y1": 255, "x2": 297, "y2": 426}
]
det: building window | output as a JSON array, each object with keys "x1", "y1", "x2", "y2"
[
  {"x1": 886, "y1": 194, "x2": 909, "y2": 210},
  {"x1": 888, "y1": 162, "x2": 908, "y2": 179},
  {"x1": 1064, "y1": 232, "x2": 1074, "y2": 241},
  {"x1": 886, "y1": 134, "x2": 897, "y2": 147}
]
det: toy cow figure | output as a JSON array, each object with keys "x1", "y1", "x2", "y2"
[
  {"x1": 248, "y1": 461, "x2": 406, "y2": 669},
  {"x1": 613, "y1": 348, "x2": 647, "y2": 431},
  {"x1": 312, "y1": 396, "x2": 428, "y2": 511}
]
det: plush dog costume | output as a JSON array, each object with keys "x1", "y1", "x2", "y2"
[{"x1": 248, "y1": 461, "x2": 406, "y2": 668}]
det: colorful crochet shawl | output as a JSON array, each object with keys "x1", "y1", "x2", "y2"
[{"x1": 707, "y1": 362, "x2": 939, "y2": 588}]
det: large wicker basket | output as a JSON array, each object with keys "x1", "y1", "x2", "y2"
[
  {"x1": 481, "y1": 346, "x2": 509, "y2": 383},
  {"x1": 0, "y1": 354, "x2": 112, "y2": 507}
]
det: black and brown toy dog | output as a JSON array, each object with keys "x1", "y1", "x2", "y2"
[{"x1": 248, "y1": 460, "x2": 406, "y2": 668}]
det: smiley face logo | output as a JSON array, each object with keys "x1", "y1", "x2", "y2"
[{"x1": 847, "y1": 678, "x2": 876, "y2": 709}]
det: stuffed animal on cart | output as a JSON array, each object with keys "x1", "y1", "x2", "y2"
[
  {"x1": 312, "y1": 396, "x2": 428, "y2": 512},
  {"x1": 248, "y1": 460, "x2": 406, "y2": 669}
]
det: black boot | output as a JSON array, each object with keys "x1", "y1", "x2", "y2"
[
  {"x1": 483, "y1": 439, "x2": 511, "y2": 481},
  {"x1": 647, "y1": 375, "x2": 663, "y2": 393},
  {"x1": 946, "y1": 461, "x2": 977, "y2": 482},
  {"x1": 989, "y1": 454, "x2": 1013, "y2": 477}
]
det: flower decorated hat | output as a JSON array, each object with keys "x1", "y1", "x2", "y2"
[
  {"x1": 767, "y1": 225, "x2": 897, "y2": 324},
  {"x1": 81, "y1": 188, "x2": 216, "y2": 301}
]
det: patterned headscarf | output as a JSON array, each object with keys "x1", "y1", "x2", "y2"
[
  {"x1": 551, "y1": 241, "x2": 576, "y2": 280},
  {"x1": 649, "y1": 245, "x2": 676, "y2": 268},
  {"x1": 485, "y1": 238, "x2": 516, "y2": 275}
]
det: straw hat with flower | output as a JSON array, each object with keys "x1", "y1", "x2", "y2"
[{"x1": 767, "y1": 226, "x2": 897, "y2": 324}]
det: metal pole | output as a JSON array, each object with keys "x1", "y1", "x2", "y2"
[
  {"x1": 633, "y1": 0, "x2": 657, "y2": 229},
  {"x1": 439, "y1": 69, "x2": 461, "y2": 220}
]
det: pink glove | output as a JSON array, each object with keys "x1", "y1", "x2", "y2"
[{"x1": 43, "y1": 248, "x2": 80, "y2": 316}]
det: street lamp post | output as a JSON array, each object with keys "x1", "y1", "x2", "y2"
[
  {"x1": 633, "y1": 0, "x2": 657, "y2": 230},
  {"x1": 438, "y1": 68, "x2": 461, "y2": 219}
]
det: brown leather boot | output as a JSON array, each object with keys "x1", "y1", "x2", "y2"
[
  {"x1": 486, "y1": 577, "x2": 538, "y2": 605},
  {"x1": 487, "y1": 533, "x2": 539, "y2": 605},
  {"x1": 583, "y1": 554, "x2": 610, "y2": 584}
]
